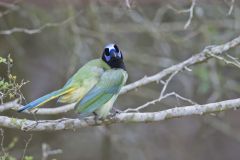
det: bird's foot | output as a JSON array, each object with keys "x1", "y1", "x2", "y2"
[
  {"x1": 23, "y1": 120, "x2": 39, "y2": 131},
  {"x1": 106, "y1": 114, "x2": 115, "y2": 120},
  {"x1": 23, "y1": 112, "x2": 39, "y2": 131},
  {"x1": 93, "y1": 112, "x2": 104, "y2": 123},
  {"x1": 106, "y1": 110, "x2": 121, "y2": 120},
  {"x1": 112, "y1": 107, "x2": 123, "y2": 114}
]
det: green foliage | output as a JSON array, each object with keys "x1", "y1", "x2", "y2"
[
  {"x1": 0, "y1": 57, "x2": 7, "y2": 64},
  {"x1": 0, "y1": 154, "x2": 16, "y2": 160},
  {"x1": 0, "y1": 55, "x2": 27, "y2": 104},
  {"x1": 23, "y1": 156, "x2": 34, "y2": 160},
  {"x1": 0, "y1": 154, "x2": 34, "y2": 160}
]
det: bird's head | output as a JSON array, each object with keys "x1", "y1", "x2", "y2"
[{"x1": 102, "y1": 43, "x2": 126, "y2": 70}]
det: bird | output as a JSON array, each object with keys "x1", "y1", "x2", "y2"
[{"x1": 18, "y1": 43, "x2": 128, "y2": 118}]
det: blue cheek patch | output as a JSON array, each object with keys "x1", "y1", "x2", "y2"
[
  {"x1": 118, "y1": 52, "x2": 122, "y2": 58},
  {"x1": 105, "y1": 55, "x2": 111, "y2": 61}
]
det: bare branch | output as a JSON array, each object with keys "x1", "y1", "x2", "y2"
[
  {"x1": 160, "y1": 71, "x2": 179, "y2": 97},
  {"x1": 0, "y1": 16, "x2": 75, "y2": 35},
  {"x1": 124, "y1": 71, "x2": 180, "y2": 113},
  {"x1": 125, "y1": 0, "x2": 131, "y2": 8},
  {"x1": 227, "y1": 0, "x2": 235, "y2": 15},
  {"x1": 226, "y1": 54, "x2": 240, "y2": 66},
  {"x1": 0, "y1": 99, "x2": 20, "y2": 112},
  {"x1": 121, "y1": 35, "x2": 240, "y2": 94},
  {"x1": 0, "y1": 0, "x2": 21, "y2": 18},
  {"x1": 208, "y1": 52, "x2": 240, "y2": 69},
  {"x1": 168, "y1": 0, "x2": 196, "y2": 29},
  {"x1": 184, "y1": 0, "x2": 196, "y2": 29},
  {"x1": 171, "y1": 92, "x2": 198, "y2": 105},
  {"x1": 124, "y1": 92, "x2": 197, "y2": 113},
  {"x1": 21, "y1": 134, "x2": 32, "y2": 160},
  {"x1": 0, "y1": 98, "x2": 240, "y2": 131}
]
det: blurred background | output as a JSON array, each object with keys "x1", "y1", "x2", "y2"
[{"x1": 1, "y1": 0, "x2": 240, "y2": 159}]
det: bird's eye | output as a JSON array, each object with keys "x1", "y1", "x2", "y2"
[
  {"x1": 104, "y1": 48, "x2": 110, "y2": 56},
  {"x1": 103, "y1": 48, "x2": 111, "y2": 62},
  {"x1": 114, "y1": 45, "x2": 119, "y2": 53}
]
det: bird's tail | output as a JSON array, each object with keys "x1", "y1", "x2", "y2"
[{"x1": 17, "y1": 87, "x2": 75, "y2": 112}]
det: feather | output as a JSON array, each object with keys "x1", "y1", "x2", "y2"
[
  {"x1": 75, "y1": 69, "x2": 128, "y2": 118},
  {"x1": 17, "y1": 87, "x2": 75, "y2": 112},
  {"x1": 17, "y1": 59, "x2": 112, "y2": 113}
]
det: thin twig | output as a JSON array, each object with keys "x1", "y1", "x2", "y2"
[
  {"x1": 21, "y1": 134, "x2": 32, "y2": 160},
  {"x1": 0, "y1": 15, "x2": 76, "y2": 35},
  {"x1": 227, "y1": 0, "x2": 235, "y2": 15},
  {"x1": 124, "y1": 71, "x2": 180, "y2": 112},
  {"x1": 208, "y1": 52, "x2": 240, "y2": 69},
  {"x1": 0, "y1": 0, "x2": 21, "y2": 18},
  {"x1": 125, "y1": 0, "x2": 131, "y2": 8},
  {"x1": 160, "y1": 71, "x2": 179, "y2": 97},
  {"x1": 168, "y1": 0, "x2": 196, "y2": 29},
  {"x1": 0, "y1": 128, "x2": 6, "y2": 156},
  {"x1": 184, "y1": 0, "x2": 196, "y2": 29},
  {"x1": 226, "y1": 54, "x2": 240, "y2": 66},
  {"x1": 124, "y1": 92, "x2": 197, "y2": 113}
]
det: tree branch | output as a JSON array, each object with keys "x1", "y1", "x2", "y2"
[
  {"x1": 1, "y1": 35, "x2": 240, "y2": 115},
  {"x1": 1, "y1": 98, "x2": 240, "y2": 131},
  {"x1": 120, "y1": 35, "x2": 240, "y2": 94},
  {"x1": 0, "y1": 99, "x2": 20, "y2": 112},
  {"x1": 0, "y1": 15, "x2": 75, "y2": 35}
]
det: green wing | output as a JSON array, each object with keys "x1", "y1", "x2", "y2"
[
  {"x1": 58, "y1": 59, "x2": 110, "y2": 103},
  {"x1": 74, "y1": 69, "x2": 127, "y2": 116}
]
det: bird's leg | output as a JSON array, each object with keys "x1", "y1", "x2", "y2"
[
  {"x1": 106, "y1": 107, "x2": 122, "y2": 119},
  {"x1": 33, "y1": 109, "x2": 39, "y2": 125},
  {"x1": 93, "y1": 112, "x2": 99, "y2": 123},
  {"x1": 24, "y1": 110, "x2": 39, "y2": 131}
]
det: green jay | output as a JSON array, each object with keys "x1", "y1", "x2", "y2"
[{"x1": 18, "y1": 44, "x2": 128, "y2": 118}]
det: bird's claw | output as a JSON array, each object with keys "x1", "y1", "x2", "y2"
[
  {"x1": 112, "y1": 107, "x2": 123, "y2": 114},
  {"x1": 23, "y1": 121, "x2": 39, "y2": 131}
]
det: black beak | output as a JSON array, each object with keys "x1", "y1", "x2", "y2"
[
  {"x1": 110, "y1": 50, "x2": 122, "y2": 60},
  {"x1": 110, "y1": 50, "x2": 117, "y2": 58}
]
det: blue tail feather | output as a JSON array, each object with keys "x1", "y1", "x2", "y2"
[{"x1": 17, "y1": 89, "x2": 64, "y2": 112}]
